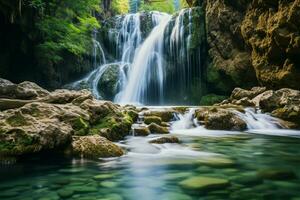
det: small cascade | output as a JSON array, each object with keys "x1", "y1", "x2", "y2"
[
  {"x1": 172, "y1": 108, "x2": 197, "y2": 130},
  {"x1": 235, "y1": 108, "x2": 282, "y2": 130}
]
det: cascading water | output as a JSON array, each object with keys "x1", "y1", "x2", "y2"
[
  {"x1": 116, "y1": 13, "x2": 171, "y2": 104},
  {"x1": 68, "y1": 8, "x2": 206, "y2": 105}
]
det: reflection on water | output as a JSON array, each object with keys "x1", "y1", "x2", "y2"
[{"x1": 1, "y1": 129, "x2": 300, "y2": 200}]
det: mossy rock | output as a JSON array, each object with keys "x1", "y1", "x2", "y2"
[
  {"x1": 71, "y1": 118, "x2": 90, "y2": 136},
  {"x1": 144, "y1": 116, "x2": 162, "y2": 125},
  {"x1": 148, "y1": 123, "x2": 169, "y2": 134},
  {"x1": 179, "y1": 176, "x2": 230, "y2": 191}
]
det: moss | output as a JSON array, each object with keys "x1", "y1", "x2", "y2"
[
  {"x1": 72, "y1": 118, "x2": 90, "y2": 136},
  {"x1": 6, "y1": 113, "x2": 30, "y2": 127}
]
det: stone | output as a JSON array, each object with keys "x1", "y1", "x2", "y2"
[
  {"x1": 70, "y1": 135, "x2": 124, "y2": 159},
  {"x1": 142, "y1": 109, "x2": 175, "y2": 122},
  {"x1": 179, "y1": 176, "x2": 230, "y2": 191},
  {"x1": 93, "y1": 173, "x2": 117, "y2": 180},
  {"x1": 230, "y1": 87, "x2": 266, "y2": 101},
  {"x1": 201, "y1": 108, "x2": 247, "y2": 131},
  {"x1": 132, "y1": 125, "x2": 150, "y2": 136},
  {"x1": 59, "y1": 168, "x2": 84, "y2": 174},
  {"x1": 160, "y1": 192, "x2": 193, "y2": 200},
  {"x1": 149, "y1": 136, "x2": 179, "y2": 144},
  {"x1": 198, "y1": 157, "x2": 235, "y2": 168},
  {"x1": 99, "y1": 181, "x2": 118, "y2": 188},
  {"x1": 144, "y1": 116, "x2": 162, "y2": 125},
  {"x1": 148, "y1": 123, "x2": 169, "y2": 134},
  {"x1": 57, "y1": 189, "x2": 74, "y2": 198},
  {"x1": 257, "y1": 169, "x2": 297, "y2": 180}
]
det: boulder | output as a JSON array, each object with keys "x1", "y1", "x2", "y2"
[
  {"x1": 97, "y1": 65, "x2": 120, "y2": 101},
  {"x1": 0, "y1": 79, "x2": 49, "y2": 100},
  {"x1": 144, "y1": 116, "x2": 162, "y2": 125},
  {"x1": 142, "y1": 109, "x2": 175, "y2": 122},
  {"x1": 149, "y1": 136, "x2": 180, "y2": 144},
  {"x1": 132, "y1": 126, "x2": 150, "y2": 136},
  {"x1": 148, "y1": 123, "x2": 169, "y2": 134},
  {"x1": 196, "y1": 107, "x2": 247, "y2": 131},
  {"x1": 179, "y1": 176, "x2": 230, "y2": 191},
  {"x1": 230, "y1": 87, "x2": 266, "y2": 101},
  {"x1": 69, "y1": 135, "x2": 124, "y2": 159}
]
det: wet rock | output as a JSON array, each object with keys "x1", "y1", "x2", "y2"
[
  {"x1": 97, "y1": 65, "x2": 120, "y2": 101},
  {"x1": 198, "y1": 157, "x2": 235, "y2": 168},
  {"x1": 142, "y1": 109, "x2": 175, "y2": 122},
  {"x1": 99, "y1": 181, "x2": 118, "y2": 188},
  {"x1": 93, "y1": 173, "x2": 117, "y2": 180},
  {"x1": 160, "y1": 192, "x2": 192, "y2": 200},
  {"x1": 197, "y1": 108, "x2": 247, "y2": 131},
  {"x1": 148, "y1": 123, "x2": 169, "y2": 134},
  {"x1": 257, "y1": 169, "x2": 297, "y2": 180},
  {"x1": 132, "y1": 126, "x2": 150, "y2": 136},
  {"x1": 179, "y1": 176, "x2": 230, "y2": 191},
  {"x1": 230, "y1": 87, "x2": 267, "y2": 101},
  {"x1": 57, "y1": 189, "x2": 74, "y2": 198},
  {"x1": 149, "y1": 136, "x2": 179, "y2": 144},
  {"x1": 144, "y1": 116, "x2": 162, "y2": 125},
  {"x1": 231, "y1": 174, "x2": 263, "y2": 186},
  {"x1": 69, "y1": 135, "x2": 124, "y2": 159}
]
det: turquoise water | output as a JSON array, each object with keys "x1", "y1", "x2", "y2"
[{"x1": 1, "y1": 132, "x2": 300, "y2": 200}]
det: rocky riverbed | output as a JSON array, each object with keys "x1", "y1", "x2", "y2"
[{"x1": 1, "y1": 79, "x2": 300, "y2": 164}]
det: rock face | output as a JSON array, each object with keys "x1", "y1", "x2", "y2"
[
  {"x1": 205, "y1": 0, "x2": 300, "y2": 92},
  {"x1": 0, "y1": 79, "x2": 132, "y2": 160},
  {"x1": 70, "y1": 135, "x2": 124, "y2": 159},
  {"x1": 97, "y1": 65, "x2": 120, "y2": 101}
]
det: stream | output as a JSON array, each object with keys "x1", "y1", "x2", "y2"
[{"x1": 1, "y1": 108, "x2": 300, "y2": 200}]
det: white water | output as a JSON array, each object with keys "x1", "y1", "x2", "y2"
[
  {"x1": 170, "y1": 107, "x2": 300, "y2": 137},
  {"x1": 68, "y1": 9, "x2": 201, "y2": 105},
  {"x1": 117, "y1": 13, "x2": 171, "y2": 104}
]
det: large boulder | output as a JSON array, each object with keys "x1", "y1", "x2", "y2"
[
  {"x1": 97, "y1": 65, "x2": 120, "y2": 101},
  {"x1": 69, "y1": 135, "x2": 124, "y2": 159},
  {"x1": 195, "y1": 107, "x2": 247, "y2": 131},
  {"x1": 0, "y1": 79, "x2": 49, "y2": 100}
]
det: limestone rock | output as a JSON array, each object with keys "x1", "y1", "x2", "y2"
[
  {"x1": 0, "y1": 78, "x2": 49, "y2": 100},
  {"x1": 144, "y1": 116, "x2": 162, "y2": 125},
  {"x1": 179, "y1": 176, "x2": 230, "y2": 191},
  {"x1": 149, "y1": 136, "x2": 180, "y2": 144},
  {"x1": 132, "y1": 126, "x2": 150, "y2": 136},
  {"x1": 148, "y1": 123, "x2": 170, "y2": 134},
  {"x1": 70, "y1": 135, "x2": 124, "y2": 159},
  {"x1": 196, "y1": 107, "x2": 247, "y2": 131}
]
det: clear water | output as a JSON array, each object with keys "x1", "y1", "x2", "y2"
[{"x1": 1, "y1": 130, "x2": 300, "y2": 200}]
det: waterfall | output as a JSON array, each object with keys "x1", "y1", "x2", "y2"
[
  {"x1": 68, "y1": 8, "x2": 206, "y2": 105},
  {"x1": 116, "y1": 12, "x2": 171, "y2": 104},
  {"x1": 172, "y1": 108, "x2": 197, "y2": 130}
]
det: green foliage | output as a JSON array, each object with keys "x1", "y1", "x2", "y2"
[
  {"x1": 28, "y1": 0, "x2": 101, "y2": 64},
  {"x1": 139, "y1": 0, "x2": 175, "y2": 13},
  {"x1": 112, "y1": 0, "x2": 129, "y2": 14},
  {"x1": 200, "y1": 94, "x2": 228, "y2": 106}
]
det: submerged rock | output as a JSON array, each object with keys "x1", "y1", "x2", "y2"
[
  {"x1": 149, "y1": 136, "x2": 179, "y2": 144},
  {"x1": 257, "y1": 169, "x2": 297, "y2": 180},
  {"x1": 69, "y1": 135, "x2": 124, "y2": 159},
  {"x1": 179, "y1": 176, "x2": 230, "y2": 191}
]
